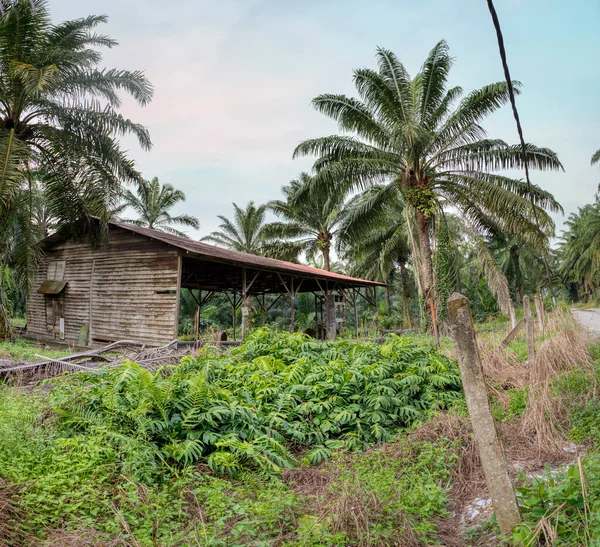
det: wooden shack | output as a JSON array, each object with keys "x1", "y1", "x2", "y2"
[{"x1": 27, "y1": 221, "x2": 383, "y2": 346}]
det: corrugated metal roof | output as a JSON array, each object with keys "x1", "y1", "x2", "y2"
[
  {"x1": 110, "y1": 222, "x2": 384, "y2": 287},
  {"x1": 38, "y1": 280, "x2": 68, "y2": 295}
]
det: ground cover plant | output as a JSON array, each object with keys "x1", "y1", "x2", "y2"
[
  {"x1": 0, "y1": 336, "x2": 74, "y2": 362},
  {"x1": 0, "y1": 329, "x2": 463, "y2": 545},
  {"x1": 2, "y1": 315, "x2": 600, "y2": 546},
  {"x1": 49, "y1": 328, "x2": 462, "y2": 474}
]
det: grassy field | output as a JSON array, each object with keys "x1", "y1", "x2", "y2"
[
  {"x1": 0, "y1": 337, "x2": 75, "y2": 362},
  {"x1": 0, "y1": 311, "x2": 598, "y2": 546}
]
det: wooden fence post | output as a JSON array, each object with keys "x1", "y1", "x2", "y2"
[
  {"x1": 523, "y1": 295, "x2": 535, "y2": 367},
  {"x1": 534, "y1": 295, "x2": 545, "y2": 332},
  {"x1": 447, "y1": 293, "x2": 521, "y2": 536}
]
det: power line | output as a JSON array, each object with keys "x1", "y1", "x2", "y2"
[{"x1": 486, "y1": 0, "x2": 555, "y2": 290}]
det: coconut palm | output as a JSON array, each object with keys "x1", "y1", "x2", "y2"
[
  {"x1": 264, "y1": 173, "x2": 347, "y2": 270},
  {"x1": 592, "y1": 149, "x2": 600, "y2": 190},
  {"x1": 294, "y1": 41, "x2": 563, "y2": 317},
  {"x1": 202, "y1": 202, "x2": 270, "y2": 255},
  {"x1": 120, "y1": 177, "x2": 199, "y2": 236}
]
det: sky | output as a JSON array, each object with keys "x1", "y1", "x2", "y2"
[{"x1": 52, "y1": 0, "x2": 600, "y2": 240}]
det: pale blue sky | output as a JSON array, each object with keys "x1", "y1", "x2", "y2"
[{"x1": 52, "y1": 0, "x2": 600, "y2": 238}]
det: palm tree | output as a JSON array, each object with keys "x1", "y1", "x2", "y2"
[
  {"x1": 202, "y1": 202, "x2": 270, "y2": 255},
  {"x1": 488, "y1": 234, "x2": 545, "y2": 303},
  {"x1": 264, "y1": 173, "x2": 347, "y2": 270},
  {"x1": 294, "y1": 41, "x2": 563, "y2": 321},
  {"x1": 120, "y1": 177, "x2": 199, "y2": 236},
  {"x1": 558, "y1": 201, "x2": 600, "y2": 299},
  {"x1": 0, "y1": 0, "x2": 153, "y2": 338},
  {"x1": 340, "y1": 185, "x2": 413, "y2": 325},
  {"x1": 0, "y1": 0, "x2": 153, "y2": 214}
]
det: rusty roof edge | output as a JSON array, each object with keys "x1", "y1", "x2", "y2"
[{"x1": 108, "y1": 222, "x2": 385, "y2": 287}]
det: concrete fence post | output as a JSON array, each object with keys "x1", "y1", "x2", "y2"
[
  {"x1": 509, "y1": 300, "x2": 517, "y2": 330},
  {"x1": 534, "y1": 295, "x2": 545, "y2": 333},
  {"x1": 447, "y1": 293, "x2": 521, "y2": 536},
  {"x1": 523, "y1": 295, "x2": 535, "y2": 367}
]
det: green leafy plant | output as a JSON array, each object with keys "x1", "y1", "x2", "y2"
[
  {"x1": 49, "y1": 328, "x2": 462, "y2": 474},
  {"x1": 512, "y1": 457, "x2": 600, "y2": 546}
]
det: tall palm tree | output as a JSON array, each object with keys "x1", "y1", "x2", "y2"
[
  {"x1": 592, "y1": 149, "x2": 600, "y2": 190},
  {"x1": 0, "y1": 0, "x2": 153, "y2": 213},
  {"x1": 340, "y1": 185, "x2": 412, "y2": 325},
  {"x1": 558, "y1": 201, "x2": 600, "y2": 298},
  {"x1": 202, "y1": 202, "x2": 269, "y2": 255},
  {"x1": 488, "y1": 234, "x2": 545, "y2": 303},
  {"x1": 294, "y1": 41, "x2": 563, "y2": 319},
  {"x1": 264, "y1": 172, "x2": 347, "y2": 270},
  {"x1": 0, "y1": 0, "x2": 152, "y2": 338},
  {"x1": 121, "y1": 177, "x2": 199, "y2": 237}
]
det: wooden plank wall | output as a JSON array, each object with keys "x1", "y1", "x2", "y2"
[{"x1": 26, "y1": 228, "x2": 180, "y2": 346}]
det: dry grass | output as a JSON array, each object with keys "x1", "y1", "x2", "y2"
[
  {"x1": 0, "y1": 479, "x2": 26, "y2": 547},
  {"x1": 521, "y1": 311, "x2": 593, "y2": 456},
  {"x1": 40, "y1": 529, "x2": 130, "y2": 547},
  {"x1": 283, "y1": 454, "x2": 424, "y2": 546},
  {"x1": 279, "y1": 310, "x2": 594, "y2": 546}
]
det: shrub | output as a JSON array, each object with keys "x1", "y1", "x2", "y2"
[{"x1": 49, "y1": 328, "x2": 462, "y2": 474}]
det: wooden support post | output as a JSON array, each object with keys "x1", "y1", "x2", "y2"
[
  {"x1": 194, "y1": 290, "x2": 201, "y2": 342},
  {"x1": 534, "y1": 295, "x2": 544, "y2": 332},
  {"x1": 509, "y1": 301, "x2": 517, "y2": 330},
  {"x1": 173, "y1": 256, "x2": 183, "y2": 340},
  {"x1": 523, "y1": 295, "x2": 535, "y2": 367},
  {"x1": 314, "y1": 293, "x2": 319, "y2": 339},
  {"x1": 241, "y1": 267, "x2": 247, "y2": 340},
  {"x1": 325, "y1": 284, "x2": 336, "y2": 340},
  {"x1": 353, "y1": 289, "x2": 359, "y2": 339},
  {"x1": 290, "y1": 278, "x2": 295, "y2": 333},
  {"x1": 319, "y1": 294, "x2": 324, "y2": 339},
  {"x1": 232, "y1": 293, "x2": 237, "y2": 341},
  {"x1": 447, "y1": 293, "x2": 521, "y2": 536}
]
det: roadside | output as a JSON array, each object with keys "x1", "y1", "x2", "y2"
[{"x1": 572, "y1": 307, "x2": 600, "y2": 334}]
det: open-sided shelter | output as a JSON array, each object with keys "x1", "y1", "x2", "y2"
[{"x1": 26, "y1": 221, "x2": 384, "y2": 346}]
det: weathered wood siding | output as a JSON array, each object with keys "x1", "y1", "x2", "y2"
[{"x1": 27, "y1": 227, "x2": 180, "y2": 346}]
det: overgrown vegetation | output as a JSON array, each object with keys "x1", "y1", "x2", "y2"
[
  {"x1": 49, "y1": 329, "x2": 461, "y2": 474},
  {"x1": 3, "y1": 314, "x2": 600, "y2": 545},
  {"x1": 0, "y1": 330, "x2": 464, "y2": 545}
]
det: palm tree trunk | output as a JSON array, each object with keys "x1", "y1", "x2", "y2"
[
  {"x1": 384, "y1": 284, "x2": 391, "y2": 314},
  {"x1": 399, "y1": 260, "x2": 412, "y2": 328},
  {"x1": 416, "y1": 211, "x2": 434, "y2": 296},
  {"x1": 322, "y1": 243, "x2": 331, "y2": 271},
  {"x1": 514, "y1": 282, "x2": 522, "y2": 304},
  {"x1": 0, "y1": 289, "x2": 12, "y2": 342},
  {"x1": 416, "y1": 210, "x2": 439, "y2": 345}
]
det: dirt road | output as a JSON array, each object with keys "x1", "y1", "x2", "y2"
[{"x1": 572, "y1": 308, "x2": 600, "y2": 334}]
